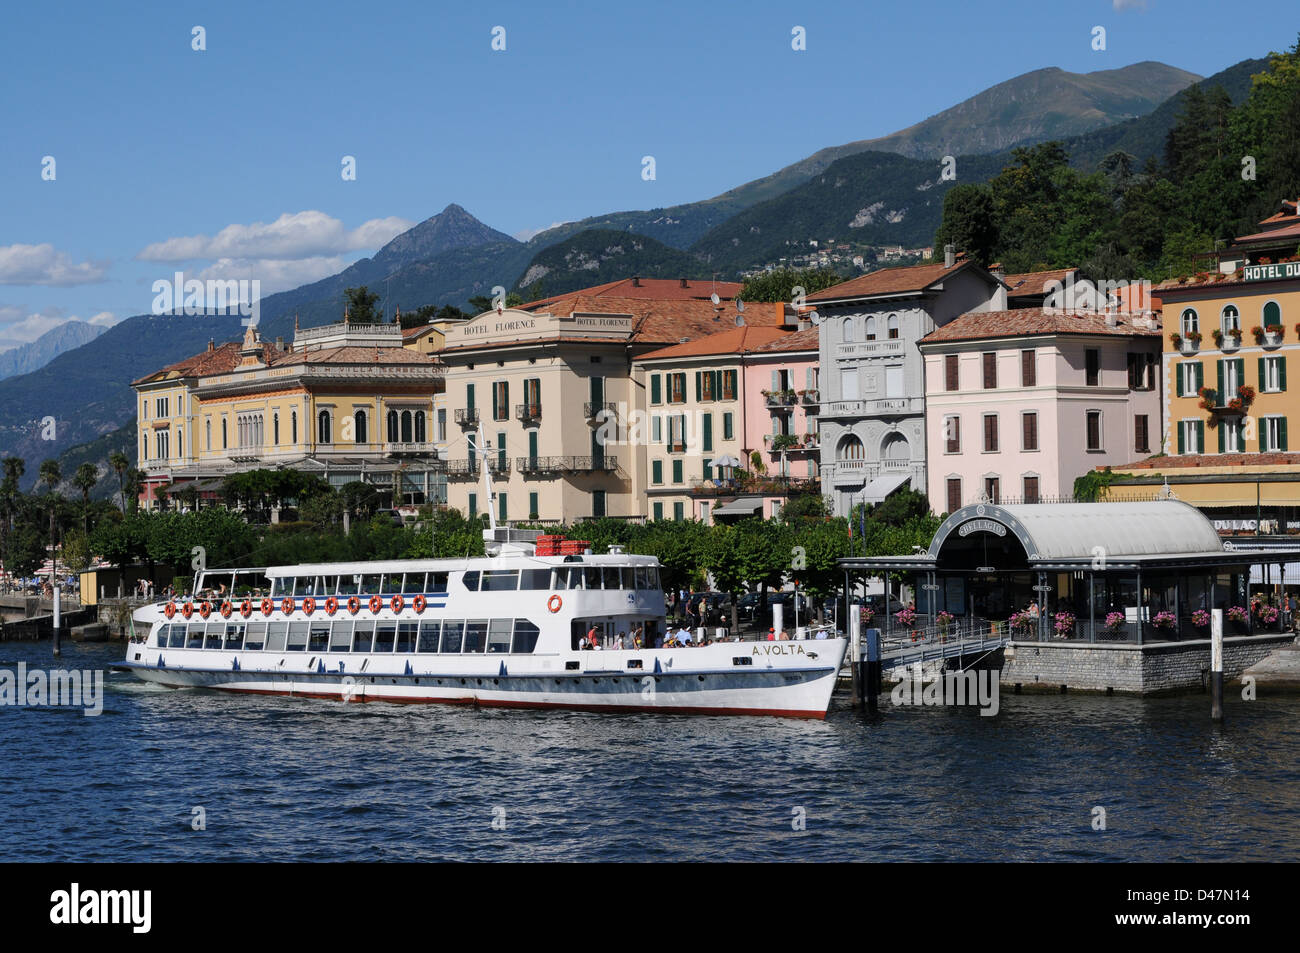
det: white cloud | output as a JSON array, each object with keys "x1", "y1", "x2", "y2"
[
  {"x1": 196, "y1": 257, "x2": 349, "y2": 296},
  {"x1": 0, "y1": 304, "x2": 116, "y2": 351},
  {"x1": 514, "y1": 221, "x2": 570, "y2": 242},
  {"x1": 88, "y1": 311, "x2": 120, "y2": 327},
  {"x1": 0, "y1": 244, "x2": 108, "y2": 286},
  {"x1": 1113, "y1": 0, "x2": 1149, "y2": 10},
  {"x1": 137, "y1": 211, "x2": 415, "y2": 263}
]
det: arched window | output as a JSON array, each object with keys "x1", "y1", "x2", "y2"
[
  {"x1": 837, "y1": 434, "x2": 865, "y2": 461},
  {"x1": 887, "y1": 314, "x2": 900, "y2": 339},
  {"x1": 841, "y1": 318, "x2": 853, "y2": 344},
  {"x1": 142, "y1": 433, "x2": 148, "y2": 461},
  {"x1": 1263, "y1": 301, "x2": 1282, "y2": 328},
  {"x1": 354, "y1": 410, "x2": 367, "y2": 444},
  {"x1": 318, "y1": 410, "x2": 332, "y2": 445},
  {"x1": 221, "y1": 418, "x2": 228, "y2": 449},
  {"x1": 291, "y1": 411, "x2": 298, "y2": 445},
  {"x1": 401, "y1": 410, "x2": 413, "y2": 443},
  {"x1": 387, "y1": 409, "x2": 399, "y2": 443},
  {"x1": 273, "y1": 413, "x2": 279, "y2": 445},
  {"x1": 881, "y1": 432, "x2": 909, "y2": 461},
  {"x1": 206, "y1": 418, "x2": 211, "y2": 451},
  {"x1": 177, "y1": 430, "x2": 183, "y2": 459},
  {"x1": 865, "y1": 318, "x2": 877, "y2": 341},
  {"x1": 1181, "y1": 308, "x2": 1199, "y2": 336},
  {"x1": 414, "y1": 411, "x2": 427, "y2": 443},
  {"x1": 1221, "y1": 304, "x2": 1240, "y2": 335}
]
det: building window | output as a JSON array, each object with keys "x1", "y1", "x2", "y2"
[
  {"x1": 468, "y1": 493, "x2": 477, "y2": 518},
  {"x1": 1222, "y1": 417, "x2": 1243, "y2": 453},
  {"x1": 650, "y1": 374, "x2": 662, "y2": 405},
  {"x1": 415, "y1": 411, "x2": 426, "y2": 443},
  {"x1": 722, "y1": 412, "x2": 734, "y2": 441},
  {"x1": 206, "y1": 418, "x2": 211, "y2": 451},
  {"x1": 291, "y1": 411, "x2": 298, "y2": 445},
  {"x1": 273, "y1": 413, "x2": 279, "y2": 445},
  {"x1": 887, "y1": 314, "x2": 899, "y2": 339},
  {"x1": 653, "y1": 502, "x2": 664, "y2": 521},
  {"x1": 155, "y1": 397, "x2": 169, "y2": 418},
  {"x1": 222, "y1": 418, "x2": 228, "y2": 449},
  {"x1": 492, "y1": 381, "x2": 508, "y2": 421},
  {"x1": 1135, "y1": 414, "x2": 1150, "y2": 453},
  {"x1": 699, "y1": 371, "x2": 715, "y2": 401},
  {"x1": 864, "y1": 317, "x2": 876, "y2": 341},
  {"x1": 668, "y1": 415, "x2": 686, "y2": 452},
  {"x1": 651, "y1": 415, "x2": 662, "y2": 443},
  {"x1": 1178, "y1": 361, "x2": 1203, "y2": 397},
  {"x1": 498, "y1": 492, "x2": 507, "y2": 522},
  {"x1": 673, "y1": 501, "x2": 685, "y2": 521},
  {"x1": 317, "y1": 410, "x2": 331, "y2": 445},
  {"x1": 946, "y1": 478, "x2": 961, "y2": 514},
  {"x1": 671, "y1": 459, "x2": 683, "y2": 483},
  {"x1": 1127, "y1": 352, "x2": 1155, "y2": 390},
  {"x1": 652, "y1": 460, "x2": 663, "y2": 484},
  {"x1": 437, "y1": 408, "x2": 447, "y2": 442},
  {"x1": 1179, "y1": 419, "x2": 1204, "y2": 455},
  {"x1": 984, "y1": 477, "x2": 1000, "y2": 504},
  {"x1": 523, "y1": 378, "x2": 541, "y2": 414},
  {"x1": 1263, "y1": 416, "x2": 1288, "y2": 452},
  {"x1": 1023, "y1": 476, "x2": 1039, "y2": 504},
  {"x1": 982, "y1": 414, "x2": 998, "y2": 452},
  {"x1": 1022, "y1": 412, "x2": 1038, "y2": 451},
  {"x1": 1263, "y1": 356, "x2": 1286, "y2": 393},
  {"x1": 156, "y1": 430, "x2": 168, "y2": 460},
  {"x1": 1222, "y1": 357, "x2": 1242, "y2": 395},
  {"x1": 944, "y1": 416, "x2": 960, "y2": 453},
  {"x1": 1085, "y1": 349, "x2": 1100, "y2": 387},
  {"x1": 593, "y1": 490, "x2": 606, "y2": 518},
  {"x1": 529, "y1": 492, "x2": 539, "y2": 520},
  {"x1": 1021, "y1": 350, "x2": 1036, "y2": 387},
  {"x1": 945, "y1": 354, "x2": 959, "y2": 391},
  {"x1": 387, "y1": 410, "x2": 399, "y2": 442},
  {"x1": 401, "y1": 410, "x2": 413, "y2": 443},
  {"x1": 1221, "y1": 304, "x2": 1241, "y2": 336},
  {"x1": 1086, "y1": 410, "x2": 1102, "y2": 451},
  {"x1": 722, "y1": 370, "x2": 738, "y2": 400},
  {"x1": 668, "y1": 373, "x2": 686, "y2": 404},
  {"x1": 702, "y1": 458, "x2": 713, "y2": 481},
  {"x1": 838, "y1": 434, "x2": 864, "y2": 461},
  {"x1": 1263, "y1": 300, "x2": 1282, "y2": 328},
  {"x1": 1181, "y1": 308, "x2": 1199, "y2": 336},
  {"x1": 842, "y1": 318, "x2": 854, "y2": 344},
  {"x1": 982, "y1": 352, "x2": 997, "y2": 389},
  {"x1": 354, "y1": 410, "x2": 367, "y2": 444}
]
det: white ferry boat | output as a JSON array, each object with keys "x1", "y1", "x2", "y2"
[{"x1": 119, "y1": 522, "x2": 846, "y2": 720}]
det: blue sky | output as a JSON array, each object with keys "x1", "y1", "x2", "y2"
[{"x1": 1, "y1": 0, "x2": 1295, "y2": 348}]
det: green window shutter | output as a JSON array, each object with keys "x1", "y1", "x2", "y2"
[
  {"x1": 1235, "y1": 359, "x2": 1245, "y2": 393},
  {"x1": 1195, "y1": 421, "x2": 1204, "y2": 454},
  {"x1": 1217, "y1": 360, "x2": 1224, "y2": 401},
  {"x1": 713, "y1": 370, "x2": 722, "y2": 400},
  {"x1": 499, "y1": 493, "x2": 507, "y2": 521},
  {"x1": 1217, "y1": 419, "x2": 1225, "y2": 454},
  {"x1": 703, "y1": 458, "x2": 713, "y2": 481},
  {"x1": 1281, "y1": 417, "x2": 1289, "y2": 451},
  {"x1": 723, "y1": 412, "x2": 734, "y2": 440},
  {"x1": 1282, "y1": 357, "x2": 1289, "y2": 392},
  {"x1": 468, "y1": 493, "x2": 477, "y2": 518},
  {"x1": 653, "y1": 502, "x2": 663, "y2": 520},
  {"x1": 1196, "y1": 363, "x2": 1204, "y2": 393},
  {"x1": 695, "y1": 371, "x2": 702, "y2": 401},
  {"x1": 672, "y1": 459, "x2": 682, "y2": 483},
  {"x1": 466, "y1": 383, "x2": 475, "y2": 411},
  {"x1": 703, "y1": 414, "x2": 713, "y2": 452},
  {"x1": 491, "y1": 383, "x2": 499, "y2": 419},
  {"x1": 726, "y1": 369, "x2": 737, "y2": 398},
  {"x1": 1177, "y1": 423, "x2": 1185, "y2": 455},
  {"x1": 1259, "y1": 357, "x2": 1266, "y2": 391},
  {"x1": 502, "y1": 381, "x2": 509, "y2": 417},
  {"x1": 650, "y1": 375, "x2": 661, "y2": 404},
  {"x1": 1175, "y1": 367, "x2": 1183, "y2": 398},
  {"x1": 652, "y1": 460, "x2": 662, "y2": 484},
  {"x1": 673, "y1": 502, "x2": 684, "y2": 521},
  {"x1": 528, "y1": 431, "x2": 538, "y2": 459}
]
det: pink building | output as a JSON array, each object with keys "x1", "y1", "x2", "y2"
[{"x1": 919, "y1": 309, "x2": 1162, "y2": 513}]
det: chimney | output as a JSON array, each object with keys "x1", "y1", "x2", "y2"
[
  {"x1": 679, "y1": 277, "x2": 688, "y2": 288},
  {"x1": 207, "y1": 338, "x2": 215, "y2": 352},
  {"x1": 944, "y1": 244, "x2": 955, "y2": 268},
  {"x1": 275, "y1": 336, "x2": 285, "y2": 351},
  {"x1": 632, "y1": 275, "x2": 641, "y2": 287}
]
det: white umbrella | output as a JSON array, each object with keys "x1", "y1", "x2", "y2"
[{"x1": 713, "y1": 454, "x2": 744, "y2": 468}]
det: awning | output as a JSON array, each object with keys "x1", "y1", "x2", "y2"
[
  {"x1": 862, "y1": 472, "x2": 911, "y2": 504},
  {"x1": 712, "y1": 496, "x2": 764, "y2": 516}
]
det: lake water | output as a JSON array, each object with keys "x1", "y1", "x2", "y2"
[{"x1": 2, "y1": 641, "x2": 1297, "y2": 862}]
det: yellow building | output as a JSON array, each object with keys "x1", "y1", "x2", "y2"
[
  {"x1": 1105, "y1": 260, "x2": 1300, "y2": 534},
  {"x1": 132, "y1": 320, "x2": 445, "y2": 511}
]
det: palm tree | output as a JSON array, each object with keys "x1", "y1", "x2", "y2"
[
  {"x1": 0, "y1": 457, "x2": 24, "y2": 587},
  {"x1": 109, "y1": 451, "x2": 129, "y2": 513},
  {"x1": 73, "y1": 463, "x2": 98, "y2": 534},
  {"x1": 38, "y1": 460, "x2": 61, "y2": 592}
]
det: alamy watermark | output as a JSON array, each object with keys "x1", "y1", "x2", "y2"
[
  {"x1": 151, "y1": 271, "x2": 261, "y2": 327},
  {"x1": 1, "y1": 663, "x2": 104, "y2": 716},
  {"x1": 890, "y1": 663, "x2": 999, "y2": 716}
]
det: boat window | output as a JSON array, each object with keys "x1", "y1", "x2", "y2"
[
  {"x1": 322, "y1": 575, "x2": 340, "y2": 596},
  {"x1": 402, "y1": 573, "x2": 425, "y2": 595},
  {"x1": 330, "y1": 620, "x2": 352, "y2": 652},
  {"x1": 512, "y1": 619, "x2": 540, "y2": 654},
  {"x1": 461, "y1": 571, "x2": 480, "y2": 592},
  {"x1": 352, "y1": 621, "x2": 374, "y2": 653},
  {"x1": 265, "y1": 622, "x2": 288, "y2": 652},
  {"x1": 224, "y1": 623, "x2": 244, "y2": 651},
  {"x1": 361, "y1": 574, "x2": 383, "y2": 594},
  {"x1": 417, "y1": 620, "x2": 441, "y2": 652},
  {"x1": 463, "y1": 620, "x2": 488, "y2": 653},
  {"x1": 338, "y1": 574, "x2": 361, "y2": 596},
  {"x1": 232, "y1": 578, "x2": 255, "y2": 598},
  {"x1": 481, "y1": 570, "x2": 519, "y2": 592},
  {"x1": 286, "y1": 621, "x2": 310, "y2": 651},
  {"x1": 635, "y1": 567, "x2": 651, "y2": 590},
  {"x1": 308, "y1": 621, "x2": 330, "y2": 653},
  {"x1": 166, "y1": 625, "x2": 185, "y2": 649},
  {"x1": 374, "y1": 621, "x2": 397, "y2": 652},
  {"x1": 520, "y1": 569, "x2": 551, "y2": 589},
  {"x1": 429, "y1": 572, "x2": 449, "y2": 592},
  {"x1": 551, "y1": 570, "x2": 569, "y2": 591},
  {"x1": 602, "y1": 568, "x2": 620, "y2": 590},
  {"x1": 396, "y1": 621, "x2": 418, "y2": 652},
  {"x1": 647, "y1": 567, "x2": 660, "y2": 589},
  {"x1": 205, "y1": 622, "x2": 226, "y2": 650},
  {"x1": 380, "y1": 574, "x2": 403, "y2": 594},
  {"x1": 486, "y1": 619, "x2": 513, "y2": 653},
  {"x1": 584, "y1": 567, "x2": 602, "y2": 590},
  {"x1": 440, "y1": 620, "x2": 464, "y2": 653},
  {"x1": 244, "y1": 621, "x2": 266, "y2": 651},
  {"x1": 568, "y1": 568, "x2": 587, "y2": 590},
  {"x1": 181, "y1": 624, "x2": 202, "y2": 649}
]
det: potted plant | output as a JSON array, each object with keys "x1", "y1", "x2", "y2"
[
  {"x1": 1152, "y1": 610, "x2": 1177, "y2": 632},
  {"x1": 1238, "y1": 385, "x2": 1256, "y2": 408},
  {"x1": 895, "y1": 605, "x2": 917, "y2": 628},
  {"x1": 1227, "y1": 605, "x2": 1250, "y2": 632},
  {"x1": 1197, "y1": 386, "x2": 1218, "y2": 411},
  {"x1": 1252, "y1": 325, "x2": 1266, "y2": 345},
  {"x1": 1266, "y1": 324, "x2": 1284, "y2": 345},
  {"x1": 1053, "y1": 610, "x2": 1077, "y2": 639},
  {"x1": 1185, "y1": 331, "x2": 1202, "y2": 352},
  {"x1": 1009, "y1": 609, "x2": 1035, "y2": 635},
  {"x1": 1255, "y1": 601, "x2": 1280, "y2": 629},
  {"x1": 1192, "y1": 608, "x2": 1211, "y2": 629},
  {"x1": 1103, "y1": 610, "x2": 1125, "y2": 637},
  {"x1": 937, "y1": 610, "x2": 954, "y2": 638},
  {"x1": 1170, "y1": 332, "x2": 1183, "y2": 349}
]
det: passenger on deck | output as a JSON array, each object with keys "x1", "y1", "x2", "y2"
[{"x1": 586, "y1": 624, "x2": 599, "y2": 650}]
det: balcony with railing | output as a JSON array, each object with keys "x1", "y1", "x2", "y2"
[
  {"x1": 821, "y1": 397, "x2": 923, "y2": 417},
  {"x1": 763, "y1": 433, "x2": 812, "y2": 453},
  {"x1": 516, "y1": 455, "x2": 619, "y2": 474},
  {"x1": 515, "y1": 403, "x2": 542, "y2": 423},
  {"x1": 763, "y1": 389, "x2": 798, "y2": 409},
  {"x1": 445, "y1": 457, "x2": 511, "y2": 479},
  {"x1": 383, "y1": 442, "x2": 438, "y2": 456},
  {"x1": 799, "y1": 389, "x2": 820, "y2": 412},
  {"x1": 454, "y1": 408, "x2": 479, "y2": 427},
  {"x1": 584, "y1": 401, "x2": 618, "y2": 420},
  {"x1": 835, "y1": 339, "x2": 906, "y2": 360}
]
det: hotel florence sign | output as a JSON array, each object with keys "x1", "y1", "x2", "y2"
[{"x1": 446, "y1": 310, "x2": 635, "y2": 346}]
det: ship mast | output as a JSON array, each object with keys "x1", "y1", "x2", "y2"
[{"x1": 477, "y1": 421, "x2": 497, "y2": 533}]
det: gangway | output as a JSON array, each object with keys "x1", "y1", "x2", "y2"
[{"x1": 877, "y1": 625, "x2": 1009, "y2": 670}]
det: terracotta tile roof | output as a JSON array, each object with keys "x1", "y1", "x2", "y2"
[
  {"x1": 1001, "y1": 267, "x2": 1076, "y2": 299},
  {"x1": 747, "y1": 325, "x2": 821, "y2": 353},
  {"x1": 1258, "y1": 200, "x2": 1298, "y2": 225},
  {"x1": 440, "y1": 335, "x2": 633, "y2": 355},
  {"x1": 636, "y1": 326, "x2": 793, "y2": 361},
  {"x1": 919, "y1": 308, "x2": 1161, "y2": 345},
  {"x1": 132, "y1": 342, "x2": 244, "y2": 385},
  {"x1": 1231, "y1": 220, "x2": 1300, "y2": 245},
  {"x1": 1110, "y1": 452, "x2": 1300, "y2": 471},
  {"x1": 273, "y1": 345, "x2": 438, "y2": 366},
  {"x1": 521, "y1": 277, "x2": 744, "y2": 311},
  {"x1": 805, "y1": 260, "x2": 978, "y2": 302},
  {"x1": 1154, "y1": 272, "x2": 1247, "y2": 293}
]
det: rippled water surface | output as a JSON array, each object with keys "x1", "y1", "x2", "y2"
[{"x1": 2, "y1": 641, "x2": 1297, "y2": 861}]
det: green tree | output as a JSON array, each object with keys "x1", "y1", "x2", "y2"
[
  {"x1": 73, "y1": 462, "x2": 98, "y2": 534},
  {"x1": 932, "y1": 184, "x2": 998, "y2": 266},
  {"x1": 740, "y1": 267, "x2": 843, "y2": 304},
  {"x1": 109, "y1": 450, "x2": 130, "y2": 513},
  {"x1": 343, "y1": 285, "x2": 382, "y2": 324}
]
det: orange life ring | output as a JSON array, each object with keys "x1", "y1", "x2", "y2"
[
  {"x1": 325, "y1": 597, "x2": 338, "y2": 616},
  {"x1": 390, "y1": 594, "x2": 404, "y2": 613},
  {"x1": 347, "y1": 596, "x2": 361, "y2": 615},
  {"x1": 181, "y1": 602, "x2": 193, "y2": 619},
  {"x1": 199, "y1": 601, "x2": 212, "y2": 619},
  {"x1": 368, "y1": 595, "x2": 382, "y2": 614},
  {"x1": 413, "y1": 594, "x2": 426, "y2": 613},
  {"x1": 164, "y1": 602, "x2": 176, "y2": 619},
  {"x1": 220, "y1": 601, "x2": 233, "y2": 618},
  {"x1": 547, "y1": 594, "x2": 562, "y2": 613},
  {"x1": 240, "y1": 600, "x2": 252, "y2": 618},
  {"x1": 261, "y1": 598, "x2": 273, "y2": 616},
  {"x1": 281, "y1": 597, "x2": 295, "y2": 615},
  {"x1": 302, "y1": 597, "x2": 316, "y2": 615}
]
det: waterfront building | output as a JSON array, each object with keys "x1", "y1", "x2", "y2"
[
  {"x1": 634, "y1": 324, "x2": 818, "y2": 523},
  {"x1": 808, "y1": 250, "x2": 1007, "y2": 516},
  {"x1": 919, "y1": 308, "x2": 1162, "y2": 512},
  {"x1": 132, "y1": 320, "x2": 445, "y2": 511},
  {"x1": 437, "y1": 278, "x2": 787, "y2": 524}
]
